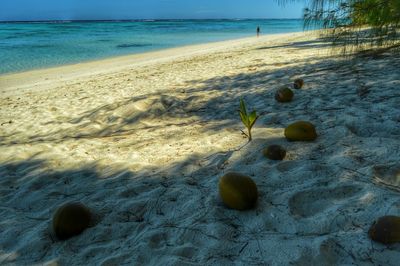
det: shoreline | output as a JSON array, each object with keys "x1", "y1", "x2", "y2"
[
  {"x1": 0, "y1": 33, "x2": 253, "y2": 76},
  {"x1": 0, "y1": 31, "x2": 308, "y2": 96}
]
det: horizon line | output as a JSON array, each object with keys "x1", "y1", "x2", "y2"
[{"x1": 0, "y1": 18, "x2": 303, "y2": 23}]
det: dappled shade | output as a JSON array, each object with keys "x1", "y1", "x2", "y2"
[{"x1": 284, "y1": 0, "x2": 400, "y2": 52}]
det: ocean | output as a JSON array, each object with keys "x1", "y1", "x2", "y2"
[{"x1": 0, "y1": 19, "x2": 305, "y2": 75}]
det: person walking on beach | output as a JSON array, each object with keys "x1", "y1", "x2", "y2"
[{"x1": 257, "y1": 26, "x2": 260, "y2": 37}]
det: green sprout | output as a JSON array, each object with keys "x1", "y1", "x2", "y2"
[{"x1": 239, "y1": 98, "x2": 259, "y2": 141}]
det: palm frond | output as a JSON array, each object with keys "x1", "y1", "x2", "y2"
[{"x1": 281, "y1": 0, "x2": 400, "y2": 54}]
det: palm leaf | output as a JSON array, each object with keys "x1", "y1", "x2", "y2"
[
  {"x1": 239, "y1": 98, "x2": 247, "y2": 117},
  {"x1": 248, "y1": 111, "x2": 259, "y2": 128},
  {"x1": 238, "y1": 99, "x2": 259, "y2": 141},
  {"x1": 239, "y1": 112, "x2": 249, "y2": 128}
]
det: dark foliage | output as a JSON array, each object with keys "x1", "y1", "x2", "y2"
[{"x1": 283, "y1": 0, "x2": 400, "y2": 53}]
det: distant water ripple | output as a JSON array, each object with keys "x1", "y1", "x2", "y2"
[{"x1": 116, "y1": 43, "x2": 152, "y2": 48}]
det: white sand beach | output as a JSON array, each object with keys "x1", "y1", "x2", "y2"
[{"x1": 1, "y1": 31, "x2": 400, "y2": 265}]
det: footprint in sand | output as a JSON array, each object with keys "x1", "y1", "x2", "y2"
[
  {"x1": 372, "y1": 164, "x2": 400, "y2": 187},
  {"x1": 345, "y1": 121, "x2": 399, "y2": 139},
  {"x1": 292, "y1": 238, "x2": 347, "y2": 265},
  {"x1": 172, "y1": 245, "x2": 198, "y2": 260},
  {"x1": 276, "y1": 160, "x2": 303, "y2": 172},
  {"x1": 113, "y1": 99, "x2": 152, "y2": 119},
  {"x1": 289, "y1": 185, "x2": 362, "y2": 218},
  {"x1": 130, "y1": 100, "x2": 151, "y2": 112},
  {"x1": 111, "y1": 96, "x2": 171, "y2": 124},
  {"x1": 119, "y1": 188, "x2": 138, "y2": 198},
  {"x1": 148, "y1": 232, "x2": 168, "y2": 249}
]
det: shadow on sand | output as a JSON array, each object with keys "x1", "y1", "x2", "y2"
[{"x1": 1, "y1": 37, "x2": 400, "y2": 265}]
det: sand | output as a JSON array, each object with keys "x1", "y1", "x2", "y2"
[{"x1": 1, "y1": 31, "x2": 400, "y2": 265}]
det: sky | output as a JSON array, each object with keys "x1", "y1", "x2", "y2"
[{"x1": 0, "y1": 0, "x2": 305, "y2": 21}]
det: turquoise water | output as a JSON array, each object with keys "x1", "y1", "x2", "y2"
[{"x1": 0, "y1": 19, "x2": 305, "y2": 75}]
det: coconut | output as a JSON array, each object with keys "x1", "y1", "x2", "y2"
[
  {"x1": 53, "y1": 202, "x2": 92, "y2": 240},
  {"x1": 368, "y1": 216, "x2": 400, "y2": 244},
  {"x1": 263, "y1": 145, "x2": 286, "y2": 160},
  {"x1": 284, "y1": 121, "x2": 317, "y2": 141},
  {"x1": 275, "y1": 87, "x2": 294, "y2": 103},
  {"x1": 219, "y1": 172, "x2": 258, "y2": 210},
  {"x1": 293, "y1": 78, "x2": 304, "y2": 89}
]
